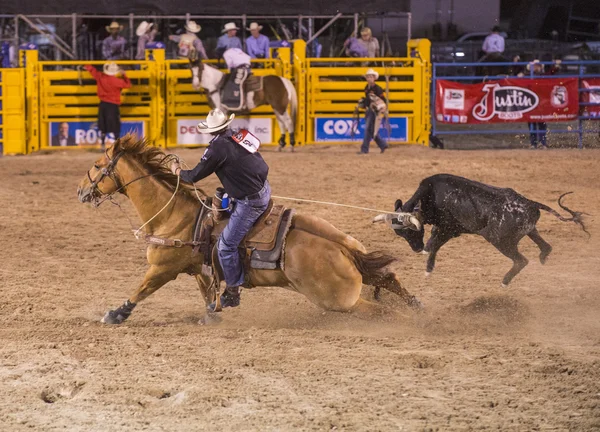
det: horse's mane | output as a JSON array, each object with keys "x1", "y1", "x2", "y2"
[{"x1": 112, "y1": 135, "x2": 206, "y2": 199}]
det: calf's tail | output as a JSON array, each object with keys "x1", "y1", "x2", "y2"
[{"x1": 537, "y1": 192, "x2": 590, "y2": 237}]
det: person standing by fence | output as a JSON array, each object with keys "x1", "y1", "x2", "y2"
[
  {"x1": 357, "y1": 28, "x2": 380, "y2": 58},
  {"x1": 102, "y1": 21, "x2": 127, "y2": 60},
  {"x1": 169, "y1": 21, "x2": 208, "y2": 60},
  {"x1": 84, "y1": 62, "x2": 131, "y2": 148},
  {"x1": 526, "y1": 59, "x2": 560, "y2": 149},
  {"x1": 135, "y1": 21, "x2": 156, "y2": 60},
  {"x1": 216, "y1": 23, "x2": 242, "y2": 58},
  {"x1": 357, "y1": 68, "x2": 388, "y2": 154},
  {"x1": 245, "y1": 22, "x2": 270, "y2": 59},
  {"x1": 481, "y1": 26, "x2": 505, "y2": 60}
]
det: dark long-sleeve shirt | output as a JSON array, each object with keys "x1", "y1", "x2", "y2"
[
  {"x1": 363, "y1": 83, "x2": 386, "y2": 104},
  {"x1": 179, "y1": 130, "x2": 269, "y2": 199}
]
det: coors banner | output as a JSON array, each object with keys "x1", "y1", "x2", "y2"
[{"x1": 435, "y1": 78, "x2": 579, "y2": 124}]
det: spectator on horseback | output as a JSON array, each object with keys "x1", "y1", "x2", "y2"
[
  {"x1": 245, "y1": 22, "x2": 270, "y2": 59},
  {"x1": 170, "y1": 109, "x2": 271, "y2": 312},
  {"x1": 135, "y1": 21, "x2": 157, "y2": 60},
  {"x1": 481, "y1": 26, "x2": 505, "y2": 60},
  {"x1": 169, "y1": 21, "x2": 208, "y2": 60},
  {"x1": 84, "y1": 62, "x2": 131, "y2": 148},
  {"x1": 357, "y1": 68, "x2": 388, "y2": 154},
  {"x1": 102, "y1": 21, "x2": 127, "y2": 61},
  {"x1": 216, "y1": 22, "x2": 243, "y2": 59}
]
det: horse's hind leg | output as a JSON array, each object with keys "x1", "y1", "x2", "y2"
[
  {"x1": 275, "y1": 111, "x2": 294, "y2": 151},
  {"x1": 370, "y1": 272, "x2": 422, "y2": 309},
  {"x1": 102, "y1": 265, "x2": 179, "y2": 325},
  {"x1": 528, "y1": 228, "x2": 552, "y2": 264}
]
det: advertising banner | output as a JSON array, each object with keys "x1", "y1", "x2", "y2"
[
  {"x1": 314, "y1": 117, "x2": 408, "y2": 142},
  {"x1": 48, "y1": 121, "x2": 145, "y2": 147},
  {"x1": 177, "y1": 118, "x2": 273, "y2": 145},
  {"x1": 435, "y1": 78, "x2": 579, "y2": 123}
]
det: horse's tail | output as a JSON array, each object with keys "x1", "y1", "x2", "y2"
[
  {"x1": 344, "y1": 249, "x2": 397, "y2": 285},
  {"x1": 281, "y1": 77, "x2": 297, "y2": 133}
]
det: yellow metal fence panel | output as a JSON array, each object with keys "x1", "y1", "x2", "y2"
[
  {"x1": 6, "y1": 40, "x2": 431, "y2": 153},
  {"x1": 0, "y1": 68, "x2": 26, "y2": 155},
  {"x1": 38, "y1": 59, "x2": 156, "y2": 149},
  {"x1": 305, "y1": 47, "x2": 431, "y2": 145}
]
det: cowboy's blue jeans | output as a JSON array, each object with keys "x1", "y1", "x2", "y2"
[
  {"x1": 217, "y1": 181, "x2": 271, "y2": 287},
  {"x1": 360, "y1": 109, "x2": 387, "y2": 153}
]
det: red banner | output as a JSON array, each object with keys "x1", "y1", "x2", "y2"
[
  {"x1": 581, "y1": 78, "x2": 600, "y2": 118},
  {"x1": 435, "y1": 78, "x2": 579, "y2": 124}
]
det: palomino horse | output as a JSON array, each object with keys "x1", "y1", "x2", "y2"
[
  {"x1": 188, "y1": 55, "x2": 298, "y2": 150},
  {"x1": 77, "y1": 137, "x2": 420, "y2": 324}
]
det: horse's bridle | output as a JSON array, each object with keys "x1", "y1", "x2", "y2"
[
  {"x1": 86, "y1": 148, "x2": 124, "y2": 202},
  {"x1": 85, "y1": 148, "x2": 177, "y2": 207}
]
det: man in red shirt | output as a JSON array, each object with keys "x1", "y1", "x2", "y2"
[{"x1": 84, "y1": 62, "x2": 131, "y2": 148}]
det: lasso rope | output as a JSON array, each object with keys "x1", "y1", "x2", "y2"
[
  {"x1": 133, "y1": 172, "x2": 181, "y2": 239},
  {"x1": 270, "y1": 195, "x2": 398, "y2": 215}
]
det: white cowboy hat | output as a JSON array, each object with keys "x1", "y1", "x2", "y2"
[
  {"x1": 365, "y1": 68, "x2": 379, "y2": 79},
  {"x1": 185, "y1": 21, "x2": 202, "y2": 33},
  {"x1": 222, "y1": 22, "x2": 240, "y2": 33},
  {"x1": 197, "y1": 109, "x2": 235, "y2": 133},
  {"x1": 247, "y1": 22, "x2": 263, "y2": 31},
  {"x1": 105, "y1": 21, "x2": 123, "y2": 32},
  {"x1": 103, "y1": 62, "x2": 121, "y2": 76},
  {"x1": 136, "y1": 21, "x2": 153, "y2": 37}
]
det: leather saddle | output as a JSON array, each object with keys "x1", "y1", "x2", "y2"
[
  {"x1": 193, "y1": 197, "x2": 295, "y2": 286},
  {"x1": 220, "y1": 68, "x2": 263, "y2": 112}
]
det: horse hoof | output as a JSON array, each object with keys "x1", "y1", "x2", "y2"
[
  {"x1": 101, "y1": 310, "x2": 125, "y2": 325},
  {"x1": 408, "y1": 296, "x2": 424, "y2": 310},
  {"x1": 425, "y1": 271, "x2": 432, "y2": 278},
  {"x1": 421, "y1": 250, "x2": 429, "y2": 255},
  {"x1": 501, "y1": 283, "x2": 508, "y2": 289},
  {"x1": 373, "y1": 287, "x2": 382, "y2": 301}
]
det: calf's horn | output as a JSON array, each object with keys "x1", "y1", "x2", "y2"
[
  {"x1": 409, "y1": 216, "x2": 422, "y2": 231},
  {"x1": 372, "y1": 213, "x2": 394, "y2": 224}
]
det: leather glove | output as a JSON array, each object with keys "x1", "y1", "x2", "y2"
[{"x1": 170, "y1": 161, "x2": 181, "y2": 175}]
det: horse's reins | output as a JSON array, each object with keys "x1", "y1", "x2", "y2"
[{"x1": 87, "y1": 150, "x2": 185, "y2": 238}]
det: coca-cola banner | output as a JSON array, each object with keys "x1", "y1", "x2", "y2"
[
  {"x1": 435, "y1": 78, "x2": 579, "y2": 124},
  {"x1": 581, "y1": 78, "x2": 600, "y2": 117}
]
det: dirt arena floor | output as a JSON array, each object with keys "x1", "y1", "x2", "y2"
[{"x1": 1, "y1": 142, "x2": 599, "y2": 431}]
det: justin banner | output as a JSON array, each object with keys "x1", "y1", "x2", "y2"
[
  {"x1": 435, "y1": 78, "x2": 579, "y2": 124},
  {"x1": 581, "y1": 78, "x2": 600, "y2": 117}
]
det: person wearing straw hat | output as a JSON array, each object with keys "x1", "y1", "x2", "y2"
[
  {"x1": 135, "y1": 21, "x2": 157, "y2": 60},
  {"x1": 84, "y1": 62, "x2": 131, "y2": 148},
  {"x1": 169, "y1": 21, "x2": 208, "y2": 60},
  {"x1": 216, "y1": 22, "x2": 242, "y2": 58},
  {"x1": 245, "y1": 22, "x2": 270, "y2": 59},
  {"x1": 356, "y1": 68, "x2": 388, "y2": 154},
  {"x1": 170, "y1": 108, "x2": 271, "y2": 311},
  {"x1": 102, "y1": 21, "x2": 127, "y2": 60}
]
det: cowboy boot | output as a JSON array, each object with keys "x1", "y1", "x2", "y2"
[{"x1": 207, "y1": 286, "x2": 241, "y2": 312}]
